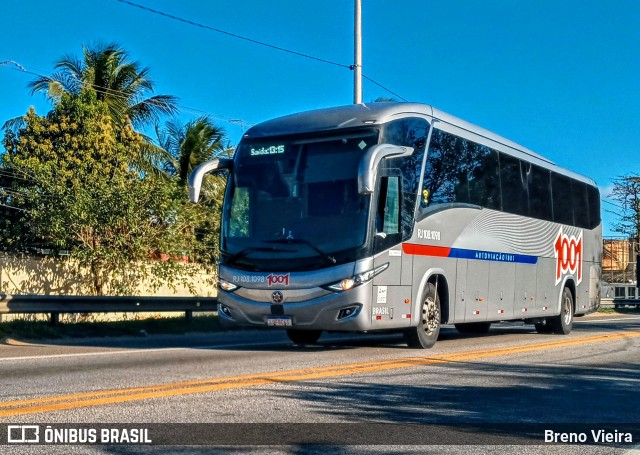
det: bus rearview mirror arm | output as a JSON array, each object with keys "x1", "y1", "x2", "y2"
[
  {"x1": 188, "y1": 158, "x2": 234, "y2": 203},
  {"x1": 358, "y1": 144, "x2": 413, "y2": 194}
]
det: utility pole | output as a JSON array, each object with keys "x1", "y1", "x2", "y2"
[{"x1": 353, "y1": 0, "x2": 362, "y2": 104}]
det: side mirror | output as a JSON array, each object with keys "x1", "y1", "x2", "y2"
[
  {"x1": 188, "y1": 158, "x2": 233, "y2": 203},
  {"x1": 357, "y1": 144, "x2": 413, "y2": 194}
]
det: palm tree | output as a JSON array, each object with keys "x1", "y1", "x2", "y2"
[
  {"x1": 155, "y1": 116, "x2": 231, "y2": 186},
  {"x1": 28, "y1": 42, "x2": 178, "y2": 128}
]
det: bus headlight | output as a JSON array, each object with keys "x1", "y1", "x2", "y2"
[
  {"x1": 323, "y1": 263, "x2": 389, "y2": 292},
  {"x1": 219, "y1": 278, "x2": 239, "y2": 292}
]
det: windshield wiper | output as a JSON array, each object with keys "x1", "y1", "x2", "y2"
[
  {"x1": 225, "y1": 246, "x2": 292, "y2": 268},
  {"x1": 265, "y1": 238, "x2": 337, "y2": 266}
]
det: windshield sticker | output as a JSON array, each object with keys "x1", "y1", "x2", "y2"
[
  {"x1": 358, "y1": 141, "x2": 367, "y2": 150},
  {"x1": 250, "y1": 145, "x2": 285, "y2": 156}
]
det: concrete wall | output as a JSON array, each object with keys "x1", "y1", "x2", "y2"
[{"x1": 0, "y1": 254, "x2": 217, "y2": 297}]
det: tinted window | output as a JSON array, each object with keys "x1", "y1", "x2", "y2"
[
  {"x1": 383, "y1": 118, "x2": 429, "y2": 196},
  {"x1": 529, "y1": 165, "x2": 553, "y2": 221},
  {"x1": 383, "y1": 118, "x2": 429, "y2": 240},
  {"x1": 422, "y1": 130, "x2": 597, "y2": 229},
  {"x1": 375, "y1": 175, "x2": 403, "y2": 252},
  {"x1": 571, "y1": 181, "x2": 590, "y2": 228},
  {"x1": 468, "y1": 144, "x2": 500, "y2": 210},
  {"x1": 500, "y1": 153, "x2": 528, "y2": 216},
  {"x1": 587, "y1": 185, "x2": 601, "y2": 228},
  {"x1": 552, "y1": 173, "x2": 574, "y2": 225},
  {"x1": 422, "y1": 130, "x2": 470, "y2": 206},
  {"x1": 380, "y1": 176, "x2": 400, "y2": 235}
]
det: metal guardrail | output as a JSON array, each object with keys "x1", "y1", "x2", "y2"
[
  {"x1": 0, "y1": 295, "x2": 218, "y2": 324},
  {"x1": 602, "y1": 283, "x2": 639, "y2": 307}
]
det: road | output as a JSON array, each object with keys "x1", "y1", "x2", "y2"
[{"x1": 1, "y1": 313, "x2": 639, "y2": 454}]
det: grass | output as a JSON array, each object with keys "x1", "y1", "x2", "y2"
[
  {"x1": 0, "y1": 314, "x2": 224, "y2": 341},
  {"x1": 598, "y1": 306, "x2": 640, "y2": 314}
]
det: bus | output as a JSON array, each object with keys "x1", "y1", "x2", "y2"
[{"x1": 189, "y1": 102, "x2": 602, "y2": 348}]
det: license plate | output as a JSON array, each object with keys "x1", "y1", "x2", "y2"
[{"x1": 267, "y1": 316, "x2": 292, "y2": 327}]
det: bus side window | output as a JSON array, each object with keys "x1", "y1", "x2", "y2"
[
  {"x1": 375, "y1": 175, "x2": 402, "y2": 252},
  {"x1": 379, "y1": 176, "x2": 400, "y2": 235}
]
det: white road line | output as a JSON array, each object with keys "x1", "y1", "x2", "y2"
[
  {"x1": 0, "y1": 340, "x2": 291, "y2": 362},
  {"x1": 1, "y1": 318, "x2": 637, "y2": 362},
  {"x1": 577, "y1": 316, "x2": 640, "y2": 323}
]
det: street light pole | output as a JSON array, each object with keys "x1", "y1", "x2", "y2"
[{"x1": 354, "y1": 0, "x2": 362, "y2": 104}]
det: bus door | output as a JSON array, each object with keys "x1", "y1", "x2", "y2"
[{"x1": 371, "y1": 172, "x2": 412, "y2": 329}]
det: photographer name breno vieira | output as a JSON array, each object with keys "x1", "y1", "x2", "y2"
[{"x1": 545, "y1": 429, "x2": 633, "y2": 444}]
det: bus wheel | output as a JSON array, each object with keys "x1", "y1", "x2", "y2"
[
  {"x1": 551, "y1": 287, "x2": 574, "y2": 335},
  {"x1": 287, "y1": 329, "x2": 322, "y2": 345},
  {"x1": 404, "y1": 283, "x2": 440, "y2": 349}
]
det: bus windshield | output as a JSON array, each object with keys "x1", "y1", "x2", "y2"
[{"x1": 221, "y1": 130, "x2": 379, "y2": 271}]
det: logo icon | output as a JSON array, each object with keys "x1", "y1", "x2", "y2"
[
  {"x1": 7, "y1": 425, "x2": 40, "y2": 443},
  {"x1": 267, "y1": 273, "x2": 290, "y2": 287},
  {"x1": 554, "y1": 228, "x2": 583, "y2": 285},
  {"x1": 271, "y1": 291, "x2": 284, "y2": 303}
]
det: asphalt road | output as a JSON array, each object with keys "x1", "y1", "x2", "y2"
[{"x1": 1, "y1": 313, "x2": 640, "y2": 454}]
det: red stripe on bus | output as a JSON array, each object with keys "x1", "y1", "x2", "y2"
[{"x1": 402, "y1": 244, "x2": 451, "y2": 257}]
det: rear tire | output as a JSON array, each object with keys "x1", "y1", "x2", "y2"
[
  {"x1": 404, "y1": 283, "x2": 440, "y2": 349},
  {"x1": 551, "y1": 287, "x2": 574, "y2": 335},
  {"x1": 286, "y1": 329, "x2": 322, "y2": 345},
  {"x1": 455, "y1": 322, "x2": 491, "y2": 334}
]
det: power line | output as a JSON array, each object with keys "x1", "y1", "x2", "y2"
[
  {"x1": 602, "y1": 199, "x2": 624, "y2": 210},
  {"x1": 113, "y1": 0, "x2": 407, "y2": 101},
  {"x1": 362, "y1": 74, "x2": 408, "y2": 102},
  {"x1": 115, "y1": 0, "x2": 351, "y2": 70}
]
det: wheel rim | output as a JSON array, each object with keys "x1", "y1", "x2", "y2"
[
  {"x1": 562, "y1": 292, "x2": 572, "y2": 325},
  {"x1": 422, "y1": 295, "x2": 439, "y2": 335}
]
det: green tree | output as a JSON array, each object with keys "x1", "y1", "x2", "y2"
[
  {"x1": 28, "y1": 42, "x2": 177, "y2": 128},
  {"x1": 155, "y1": 116, "x2": 230, "y2": 184},
  {"x1": 2, "y1": 91, "x2": 200, "y2": 295},
  {"x1": 155, "y1": 116, "x2": 234, "y2": 260}
]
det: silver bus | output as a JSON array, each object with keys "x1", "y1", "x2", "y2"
[{"x1": 189, "y1": 103, "x2": 602, "y2": 348}]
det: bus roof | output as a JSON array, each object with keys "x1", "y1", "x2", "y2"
[{"x1": 244, "y1": 102, "x2": 596, "y2": 187}]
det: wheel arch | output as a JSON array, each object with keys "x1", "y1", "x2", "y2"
[
  {"x1": 557, "y1": 276, "x2": 577, "y2": 314},
  {"x1": 415, "y1": 268, "x2": 450, "y2": 324}
]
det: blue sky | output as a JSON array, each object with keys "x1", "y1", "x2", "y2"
[{"x1": 1, "y1": 0, "x2": 638, "y2": 236}]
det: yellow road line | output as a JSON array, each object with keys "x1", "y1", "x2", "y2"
[{"x1": 1, "y1": 331, "x2": 638, "y2": 417}]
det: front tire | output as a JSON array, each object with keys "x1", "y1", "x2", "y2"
[
  {"x1": 404, "y1": 283, "x2": 440, "y2": 349},
  {"x1": 551, "y1": 287, "x2": 574, "y2": 335},
  {"x1": 287, "y1": 329, "x2": 322, "y2": 345}
]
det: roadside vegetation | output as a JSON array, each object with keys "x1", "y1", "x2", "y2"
[
  {"x1": 0, "y1": 42, "x2": 230, "y2": 296},
  {"x1": 0, "y1": 314, "x2": 223, "y2": 341}
]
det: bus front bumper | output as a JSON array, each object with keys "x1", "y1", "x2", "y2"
[{"x1": 216, "y1": 283, "x2": 373, "y2": 332}]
